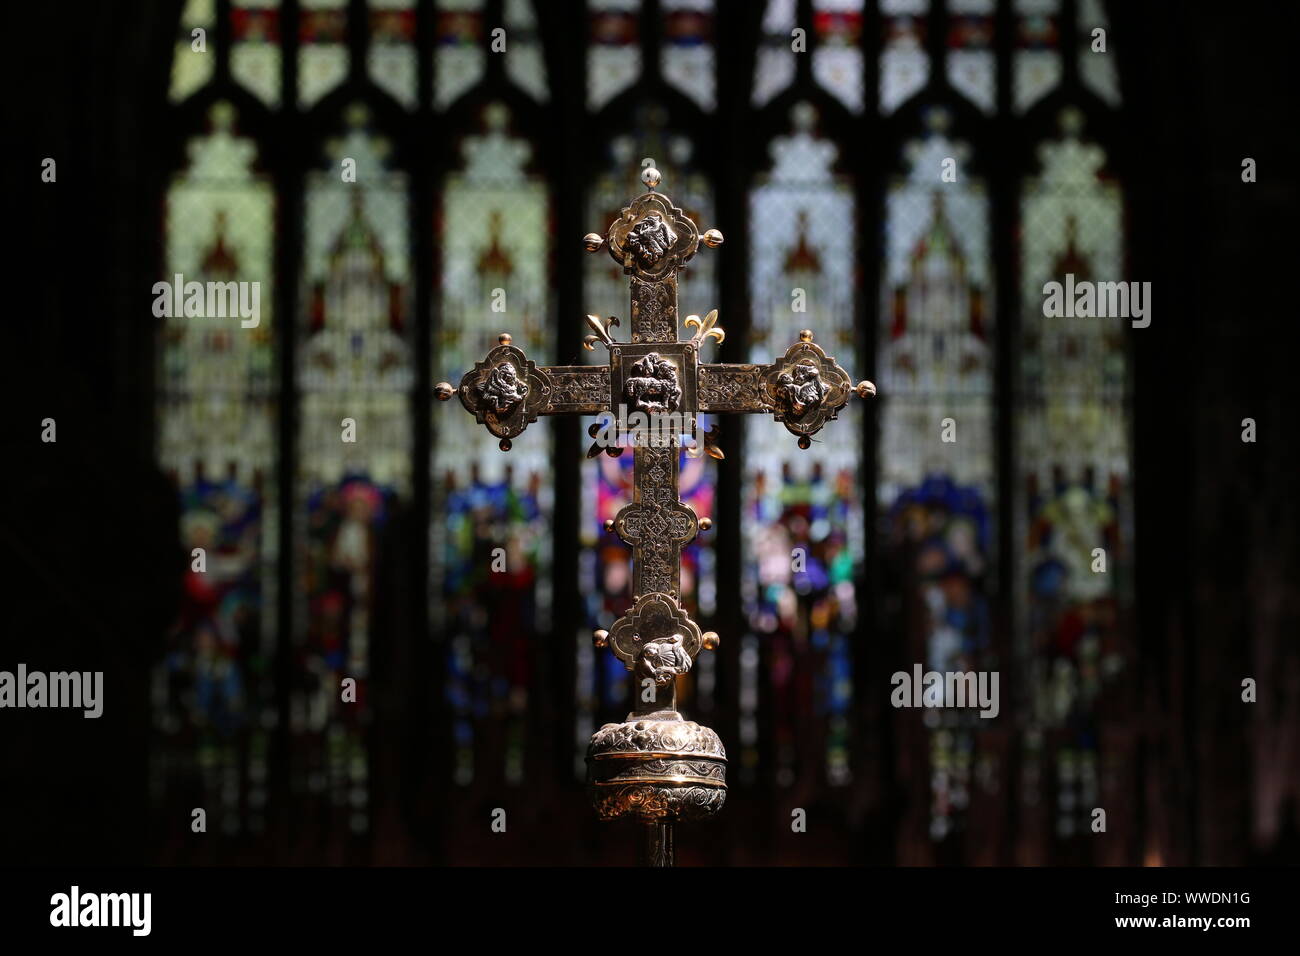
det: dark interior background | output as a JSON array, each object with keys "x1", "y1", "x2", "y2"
[{"x1": 2, "y1": 0, "x2": 1297, "y2": 866}]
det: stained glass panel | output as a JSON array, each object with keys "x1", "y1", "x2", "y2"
[
  {"x1": 1016, "y1": 108, "x2": 1128, "y2": 858},
  {"x1": 1077, "y1": 0, "x2": 1121, "y2": 107},
  {"x1": 879, "y1": 108, "x2": 995, "y2": 841},
  {"x1": 435, "y1": 0, "x2": 487, "y2": 110},
  {"x1": 1014, "y1": 0, "x2": 1061, "y2": 114},
  {"x1": 504, "y1": 0, "x2": 549, "y2": 103},
  {"x1": 368, "y1": 0, "x2": 419, "y2": 109},
  {"x1": 661, "y1": 0, "x2": 716, "y2": 112},
  {"x1": 232, "y1": 0, "x2": 283, "y2": 108},
  {"x1": 879, "y1": 0, "x2": 929, "y2": 114},
  {"x1": 814, "y1": 0, "x2": 865, "y2": 114},
  {"x1": 154, "y1": 103, "x2": 277, "y2": 838},
  {"x1": 432, "y1": 104, "x2": 552, "y2": 787},
  {"x1": 293, "y1": 106, "x2": 412, "y2": 836},
  {"x1": 588, "y1": 0, "x2": 642, "y2": 111},
  {"x1": 947, "y1": 0, "x2": 995, "y2": 115},
  {"x1": 752, "y1": 0, "x2": 797, "y2": 108},
  {"x1": 745, "y1": 104, "x2": 861, "y2": 787},
  {"x1": 170, "y1": 0, "x2": 216, "y2": 103}
]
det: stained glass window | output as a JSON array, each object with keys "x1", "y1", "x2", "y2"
[
  {"x1": 170, "y1": 0, "x2": 216, "y2": 103},
  {"x1": 947, "y1": 0, "x2": 996, "y2": 115},
  {"x1": 435, "y1": 0, "x2": 487, "y2": 110},
  {"x1": 879, "y1": 0, "x2": 929, "y2": 114},
  {"x1": 433, "y1": 104, "x2": 552, "y2": 787},
  {"x1": 367, "y1": 0, "x2": 418, "y2": 109},
  {"x1": 661, "y1": 0, "x2": 716, "y2": 111},
  {"x1": 576, "y1": 114, "x2": 720, "y2": 773},
  {"x1": 745, "y1": 103, "x2": 861, "y2": 787},
  {"x1": 1014, "y1": 0, "x2": 1061, "y2": 114},
  {"x1": 1016, "y1": 107, "x2": 1128, "y2": 855},
  {"x1": 879, "y1": 107, "x2": 995, "y2": 840},
  {"x1": 291, "y1": 105, "x2": 412, "y2": 835},
  {"x1": 232, "y1": 0, "x2": 283, "y2": 108},
  {"x1": 814, "y1": 0, "x2": 865, "y2": 113},
  {"x1": 154, "y1": 103, "x2": 278, "y2": 838},
  {"x1": 753, "y1": 0, "x2": 797, "y2": 108},
  {"x1": 588, "y1": 0, "x2": 642, "y2": 111}
]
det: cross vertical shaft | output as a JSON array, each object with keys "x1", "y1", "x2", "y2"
[{"x1": 435, "y1": 160, "x2": 875, "y2": 866}]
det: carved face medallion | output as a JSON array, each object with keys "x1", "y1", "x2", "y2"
[
  {"x1": 775, "y1": 361, "x2": 826, "y2": 416},
  {"x1": 627, "y1": 214, "x2": 678, "y2": 267},
  {"x1": 477, "y1": 361, "x2": 529, "y2": 412},
  {"x1": 622, "y1": 352, "x2": 682, "y2": 414},
  {"x1": 635, "y1": 633, "x2": 693, "y2": 685}
]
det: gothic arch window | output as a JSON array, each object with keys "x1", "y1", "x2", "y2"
[
  {"x1": 433, "y1": 101, "x2": 553, "y2": 791},
  {"x1": 743, "y1": 0, "x2": 1131, "y2": 863},
  {"x1": 155, "y1": 101, "x2": 278, "y2": 842},
  {"x1": 294, "y1": 104, "x2": 413, "y2": 836},
  {"x1": 743, "y1": 102, "x2": 862, "y2": 789},
  {"x1": 158, "y1": 0, "x2": 553, "y2": 859}
]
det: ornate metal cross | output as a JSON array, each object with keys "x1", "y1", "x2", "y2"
[{"x1": 435, "y1": 163, "x2": 875, "y2": 866}]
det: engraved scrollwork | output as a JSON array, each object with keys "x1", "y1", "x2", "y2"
[
  {"x1": 631, "y1": 279, "x2": 675, "y2": 342},
  {"x1": 545, "y1": 366, "x2": 609, "y2": 414},
  {"x1": 588, "y1": 718, "x2": 727, "y2": 759},
  {"x1": 697, "y1": 363, "x2": 769, "y2": 412}
]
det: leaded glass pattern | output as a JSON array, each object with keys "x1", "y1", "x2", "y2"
[
  {"x1": 1016, "y1": 107, "x2": 1128, "y2": 856},
  {"x1": 588, "y1": 0, "x2": 642, "y2": 111},
  {"x1": 947, "y1": 0, "x2": 996, "y2": 114},
  {"x1": 752, "y1": 0, "x2": 797, "y2": 108},
  {"x1": 813, "y1": 0, "x2": 865, "y2": 113},
  {"x1": 294, "y1": 107, "x2": 412, "y2": 836},
  {"x1": 879, "y1": 0, "x2": 929, "y2": 114},
  {"x1": 435, "y1": 0, "x2": 487, "y2": 110},
  {"x1": 232, "y1": 0, "x2": 283, "y2": 108},
  {"x1": 879, "y1": 108, "x2": 995, "y2": 841},
  {"x1": 504, "y1": 0, "x2": 549, "y2": 103},
  {"x1": 661, "y1": 0, "x2": 716, "y2": 111},
  {"x1": 297, "y1": 0, "x2": 348, "y2": 108},
  {"x1": 170, "y1": 0, "x2": 216, "y2": 103},
  {"x1": 1014, "y1": 0, "x2": 1061, "y2": 114},
  {"x1": 154, "y1": 103, "x2": 278, "y2": 838},
  {"x1": 745, "y1": 104, "x2": 861, "y2": 787},
  {"x1": 1077, "y1": 0, "x2": 1120, "y2": 107},
  {"x1": 368, "y1": 0, "x2": 419, "y2": 109},
  {"x1": 432, "y1": 104, "x2": 552, "y2": 787}
]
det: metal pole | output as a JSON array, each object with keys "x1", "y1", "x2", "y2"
[{"x1": 638, "y1": 822, "x2": 674, "y2": 867}]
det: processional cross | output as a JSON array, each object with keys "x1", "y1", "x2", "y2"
[{"x1": 435, "y1": 162, "x2": 875, "y2": 866}]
